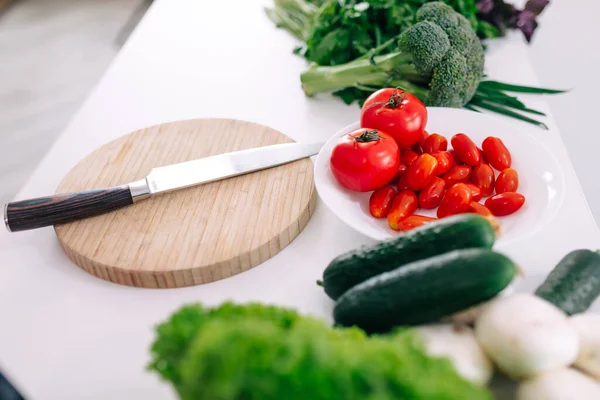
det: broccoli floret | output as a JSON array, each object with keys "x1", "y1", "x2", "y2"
[
  {"x1": 300, "y1": 2, "x2": 485, "y2": 108},
  {"x1": 397, "y1": 20, "x2": 450, "y2": 76},
  {"x1": 416, "y1": 1, "x2": 460, "y2": 30},
  {"x1": 148, "y1": 302, "x2": 492, "y2": 400}
]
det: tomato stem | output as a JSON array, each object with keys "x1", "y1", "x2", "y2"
[
  {"x1": 354, "y1": 130, "x2": 383, "y2": 143},
  {"x1": 368, "y1": 87, "x2": 407, "y2": 113}
]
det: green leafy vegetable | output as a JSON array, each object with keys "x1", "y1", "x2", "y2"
[
  {"x1": 300, "y1": 3, "x2": 485, "y2": 108},
  {"x1": 149, "y1": 302, "x2": 492, "y2": 400},
  {"x1": 267, "y1": 1, "x2": 564, "y2": 129}
]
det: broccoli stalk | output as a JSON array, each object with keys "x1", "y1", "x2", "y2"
[{"x1": 301, "y1": 52, "x2": 426, "y2": 96}]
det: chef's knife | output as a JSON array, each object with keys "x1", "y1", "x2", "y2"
[{"x1": 4, "y1": 141, "x2": 323, "y2": 232}]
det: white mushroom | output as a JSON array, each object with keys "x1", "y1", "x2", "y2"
[
  {"x1": 570, "y1": 313, "x2": 600, "y2": 380},
  {"x1": 417, "y1": 324, "x2": 493, "y2": 385},
  {"x1": 474, "y1": 293, "x2": 579, "y2": 379},
  {"x1": 517, "y1": 368, "x2": 600, "y2": 400}
]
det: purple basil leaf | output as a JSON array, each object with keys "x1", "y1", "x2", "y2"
[
  {"x1": 477, "y1": 0, "x2": 495, "y2": 14},
  {"x1": 525, "y1": 0, "x2": 550, "y2": 16},
  {"x1": 514, "y1": 9, "x2": 538, "y2": 42}
]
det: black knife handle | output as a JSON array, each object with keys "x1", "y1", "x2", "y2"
[{"x1": 5, "y1": 185, "x2": 133, "y2": 232}]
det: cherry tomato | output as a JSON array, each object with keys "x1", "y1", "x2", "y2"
[
  {"x1": 441, "y1": 165, "x2": 471, "y2": 187},
  {"x1": 395, "y1": 215, "x2": 437, "y2": 232},
  {"x1": 422, "y1": 133, "x2": 448, "y2": 154},
  {"x1": 471, "y1": 164, "x2": 495, "y2": 197},
  {"x1": 361, "y1": 88, "x2": 428, "y2": 148},
  {"x1": 495, "y1": 168, "x2": 519, "y2": 194},
  {"x1": 369, "y1": 186, "x2": 397, "y2": 218},
  {"x1": 451, "y1": 133, "x2": 480, "y2": 166},
  {"x1": 431, "y1": 151, "x2": 454, "y2": 175},
  {"x1": 411, "y1": 130, "x2": 430, "y2": 154},
  {"x1": 468, "y1": 202, "x2": 501, "y2": 233},
  {"x1": 401, "y1": 148, "x2": 419, "y2": 167},
  {"x1": 405, "y1": 154, "x2": 438, "y2": 191},
  {"x1": 418, "y1": 177, "x2": 446, "y2": 209},
  {"x1": 330, "y1": 128, "x2": 400, "y2": 192},
  {"x1": 397, "y1": 175, "x2": 409, "y2": 191},
  {"x1": 468, "y1": 201, "x2": 493, "y2": 217},
  {"x1": 465, "y1": 184, "x2": 482, "y2": 202},
  {"x1": 437, "y1": 183, "x2": 472, "y2": 218},
  {"x1": 449, "y1": 149, "x2": 464, "y2": 166},
  {"x1": 389, "y1": 162, "x2": 408, "y2": 184},
  {"x1": 388, "y1": 190, "x2": 418, "y2": 230},
  {"x1": 478, "y1": 148, "x2": 489, "y2": 165},
  {"x1": 485, "y1": 192, "x2": 525, "y2": 216},
  {"x1": 482, "y1": 136, "x2": 511, "y2": 170},
  {"x1": 418, "y1": 130, "x2": 430, "y2": 147}
]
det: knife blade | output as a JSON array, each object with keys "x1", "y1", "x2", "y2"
[{"x1": 4, "y1": 141, "x2": 323, "y2": 232}]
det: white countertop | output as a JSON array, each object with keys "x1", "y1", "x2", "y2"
[{"x1": 1, "y1": 0, "x2": 599, "y2": 398}]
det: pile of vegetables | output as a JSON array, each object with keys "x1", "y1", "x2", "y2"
[
  {"x1": 319, "y1": 216, "x2": 600, "y2": 399},
  {"x1": 148, "y1": 302, "x2": 492, "y2": 399},
  {"x1": 149, "y1": 214, "x2": 600, "y2": 399},
  {"x1": 267, "y1": 1, "x2": 562, "y2": 129}
]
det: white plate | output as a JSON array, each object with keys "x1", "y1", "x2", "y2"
[{"x1": 314, "y1": 107, "x2": 566, "y2": 244}]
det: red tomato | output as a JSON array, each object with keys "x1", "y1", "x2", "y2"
[
  {"x1": 397, "y1": 175, "x2": 409, "y2": 191},
  {"x1": 471, "y1": 164, "x2": 495, "y2": 197},
  {"x1": 482, "y1": 137, "x2": 512, "y2": 170},
  {"x1": 411, "y1": 130, "x2": 430, "y2": 154},
  {"x1": 330, "y1": 128, "x2": 400, "y2": 192},
  {"x1": 496, "y1": 168, "x2": 519, "y2": 194},
  {"x1": 478, "y1": 148, "x2": 489, "y2": 165},
  {"x1": 418, "y1": 177, "x2": 446, "y2": 209},
  {"x1": 401, "y1": 148, "x2": 419, "y2": 166},
  {"x1": 369, "y1": 186, "x2": 397, "y2": 218},
  {"x1": 441, "y1": 165, "x2": 472, "y2": 187},
  {"x1": 485, "y1": 192, "x2": 525, "y2": 216},
  {"x1": 418, "y1": 130, "x2": 430, "y2": 146},
  {"x1": 468, "y1": 201, "x2": 493, "y2": 217},
  {"x1": 465, "y1": 184, "x2": 482, "y2": 202},
  {"x1": 395, "y1": 215, "x2": 437, "y2": 232},
  {"x1": 389, "y1": 162, "x2": 408, "y2": 184},
  {"x1": 405, "y1": 154, "x2": 438, "y2": 191},
  {"x1": 449, "y1": 149, "x2": 464, "y2": 166},
  {"x1": 468, "y1": 202, "x2": 501, "y2": 233},
  {"x1": 361, "y1": 88, "x2": 428, "y2": 148},
  {"x1": 422, "y1": 133, "x2": 448, "y2": 154},
  {"x1": 437, "y1": 183, "x2": 472, "y2": 218},
  {"x1": 451, "y1": 133, "x2": 480, "y2": 166},
  {"x1": 388, "y1": 190, "x2": 418, "y2": 230},
  {"x1": 431, "y1": 151, "x2": 454, "y2": 175},
  {"x1": 411, "y1": 144, "x2": 423, "y2": 154}
]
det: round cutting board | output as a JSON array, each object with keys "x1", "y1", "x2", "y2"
[{"x1": 54, "y1": 119, "x2": 317, "y2": 288}]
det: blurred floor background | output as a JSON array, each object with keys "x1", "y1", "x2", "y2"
[{"x1": 0, "y1": 0, "x2": 151, "y2": 204}]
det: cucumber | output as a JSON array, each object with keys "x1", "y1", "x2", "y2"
[
  {"x1": 535, "y1": 249, "x2": 600, "y2": 315},
  {"x1": 322, "y1": 214, "x2": 495, "y2": 300},
  {"x1": 333, "y1": 248, "x2": 517, "y2": 333}
]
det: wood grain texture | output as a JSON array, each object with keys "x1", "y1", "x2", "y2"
[
  {"x1": 6, "y1": 185, "x2": 132, "y2": 232},
  {"x1": 54, "y1": 119, "x2": 316, "y2": 288}
]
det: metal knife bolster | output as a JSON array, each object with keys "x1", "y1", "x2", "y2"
[
  {"x1": 3, "y1": 203, "x2": 9, "y2": 232},
  {"x1": 129, "y1": 179, "x2": 152, "y2": 202}
]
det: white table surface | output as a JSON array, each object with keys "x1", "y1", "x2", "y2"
[{"x1": 1, "y1": 0, "x2": 599, "y2": 398}]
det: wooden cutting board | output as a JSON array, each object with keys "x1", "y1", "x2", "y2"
[{"x1": 54, "y1": 119, "x2": 317, "y2": 288}]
